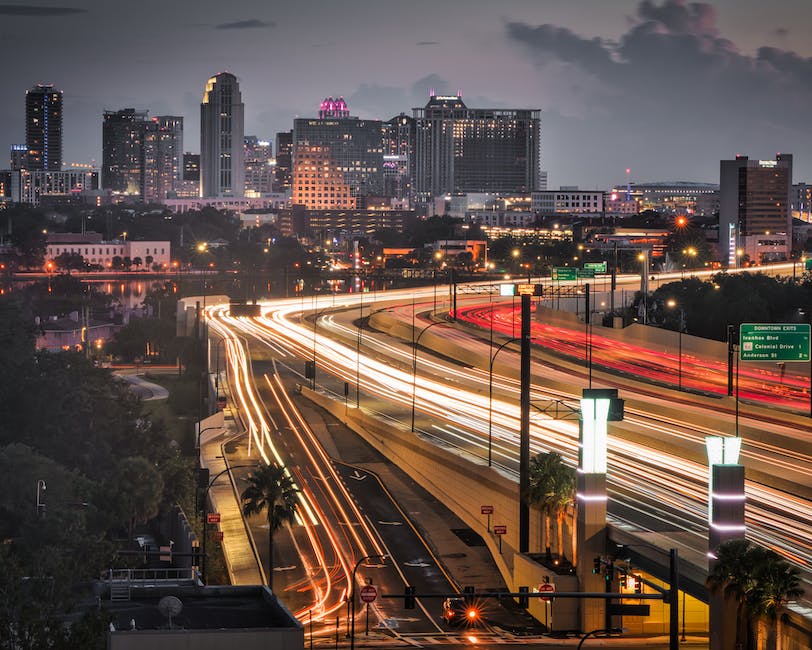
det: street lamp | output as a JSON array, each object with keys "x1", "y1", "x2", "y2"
[
  {"x1": 312, "y1": 302, "x2": 331, "y2": 390},
  {"x1": 200, "y1": 464, "x2": 255, "y2": 584},
  {"x1": 666, "y1": 300, "x2": 685, "y2": 391},
  {"x1": 36, "y1": 479, "x2": 46, "y2": 517},
  {"x1": 488, "y1": 337, "x2": 519, "y2": 467},
  {"x1": 433, "y1": 251, "x2": 443, "y2": 312},
  {"x1": 348, "y1": 554, "x2": 387, "y2": 650},
  {"x1": 411, "y1": 320, "x2": 447, "y2": 432}
]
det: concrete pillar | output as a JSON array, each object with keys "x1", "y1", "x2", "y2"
[{"x1": 706, "y1": 436, "x2": 746, "y2": 650}]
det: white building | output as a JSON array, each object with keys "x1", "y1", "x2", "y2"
[
  {"x1": 532, "y1": 190, "x2": 604, "y2": 216},
  {"x1": 46, "y1": 234, "x2": 170, "y2": 270}
]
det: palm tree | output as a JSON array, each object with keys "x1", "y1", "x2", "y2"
[
  {"x1": 526, "y1": 452, "x2": 575, "y2": 560},
  {"x1": 751, "y1": 548, "x2": 804, "y2": 650},
  {"x1": 241, "y1": 463, "x2": 299, "y2": 591},
  {"x1": 707, "y1": 540, "x2": 804, "y2": 650}
]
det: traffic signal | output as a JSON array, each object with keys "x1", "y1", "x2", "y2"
[
  {"x1": 518, "y1": 586, "x2": 529, "y2": 608},
  {"x1": 619, "y1": 572, "x2": 627, "y2": 588},
  {"x1": 605, "y1": 562, "x2": 614, "y2": 582},
  {"x1": 463, "y1": 586, "x2": 475, "y2": 607},
  {"x1": 592, "y1": 556, "x2": 601, "y2": 574},
  {"x1": 404, "y1": 586, "x2": 416, "y2": 609},
  {"x1": 634, "y1": 576, "x2": 642, "y2": 594}
]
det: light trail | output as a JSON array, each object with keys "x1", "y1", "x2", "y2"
[{"x1": 208, "y1": 290, "x2": 812, "y2": 603}]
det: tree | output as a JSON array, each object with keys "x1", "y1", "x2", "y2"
[
  {"x1": 707, "y1": 539, "x2": 804, "y2": 650},
  {"x1": 526, "y1": 452, "x2": 575, "y2": 560},
  {"x1": 241, "y1": 463, "x2": 298, "y2": 591}
]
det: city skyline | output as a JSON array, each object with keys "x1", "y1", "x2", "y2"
[{"x1": 2, "y1": 0, "x2": 812, "y2": 189}]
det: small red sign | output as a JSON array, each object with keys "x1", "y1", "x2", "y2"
[
  {"x1": 360, "y1": 585, "x2": 377, "y2": 603},
  {"x1": 539, "y1": 583, "x2": 555, "y2": 602},
  {"x1": 481, "y1": 505, "x2": 494, "y2": 515},
  {"x1": 207, "y1": 513, "x2": 221, "y2": 524},
  {"x1": 216, "y1": 396, "x2": 227, "y2": 409},
  {"x1": 493, "y1": 525, "x2": 507, "y2": 535},
  {"x1": 215, "y1": 531, "x2": 224, "y2": 541}
]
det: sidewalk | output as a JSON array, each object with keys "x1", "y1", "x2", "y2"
[{"x1": 199, "y1": 407, "x2": 264, "y2": 586}]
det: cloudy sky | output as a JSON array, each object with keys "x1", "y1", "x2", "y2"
[{"x1": 2, "y1": 0, "x2": 812, "y2": 189}]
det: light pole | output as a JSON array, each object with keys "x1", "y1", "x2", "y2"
[
  {"x1": 349, "y1": 554, "x2": 386, "y2": 650},
  {"x1": 200, "y1": 464, "x2": 255, "y2": 584},
  {"x1": 411, "y1": 320, "x2": 447, "y2": 432},
  {"x1": 355, "y1": 291, "x2": 363, "y2": 408},
  {"x1": 312, "y1": 303, "x2": 330, "y2": 390},
  {"x1": 433, "y1": 251, "x2": 443, "y2": 312},
  {"x1": 488, "y1": 337, "x2": 519, "y2": 467},
  {"x1": 666, "y1": 300, "x2": 685, "y2": 391},
  {"x1": 36, "y1": 479, "x2": 46, "y2": 517}
]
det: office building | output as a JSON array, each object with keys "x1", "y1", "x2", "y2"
[
  {"x1": 176, "y1": 152, "x2": 201, "y2": 198},
  {"x1": 413, "y1": 92, "x2": 541, "y2": 201},
  {"x1": 292, "y1": 98, "x2": 385, "y2": 209},
  {"x1": 25, "y1": 84, "x2": 63, "y2": 171},
  {"x1": 200, "y1": 72, "x2": 245, "y2": 198},
  {"x1": 719, "y1": 154, "x2": 792, "y2": 264},
  {"x1": 102, "y1": 110, "x2": 183, "y2": 201},
  {"x1": 532, "y1": 190, "x2": 604, "y2": 217},
  {"x1": 10, "y1": 144, "x2": 28, "y2": 170},
  {"x1": 274, "y1": 130, "x2": 293, "y2": 193},
  {"x1": 9, "y1": 168, "x2": 99, "y2": 205},
  {"x1": 244, "y1": 136, "x2": 274, "y2": 196},
  {"x1": 383, "y1": 114, "x2": 415, "y2": 201}
]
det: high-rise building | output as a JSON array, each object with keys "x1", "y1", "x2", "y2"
[
  {"x1": 102, "y1": 109, "x2": 149, "y2": 195},
  {"x1": 26, "y1": 84, "x2": 63, "y2": 171},
  {"x1": 383, "y1": 114, "x2": 414, "y2": 201},
  {"x1": 9, "y1": 144, "x2": 28, "y2": 170},
  {"x1": 413, "y1": 92, "x2": 541, "y2": 201},
  {"x1": 719, "y1": 154, "x2": 792, "y2": 264},
  {"x1": 102, "y1": 109, "x2": 183, "y2": 200},
  {"x1": 292, "y1": 97, "x2": 384, "y2": 210},
  {"x1": 200, "y1": 72, "x2": 244, "y2": 198},
  {"x1": 274, "y1": 130, "x2": 293, "y2": 193},
  {"x1": 244, "y1": 136, "x2": 273, "y2": 196}
]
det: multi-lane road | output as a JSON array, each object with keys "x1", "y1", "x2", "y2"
[{"x1": 206, "y1": 273, "x2": 812, "y2": 629}]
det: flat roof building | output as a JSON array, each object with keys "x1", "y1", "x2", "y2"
[
  {"x1": 26, "y1": 84, "x2": 63, "y2": 172},
  {"x1": 201, "y1": 72, "x2": 245, "y2": 198}
]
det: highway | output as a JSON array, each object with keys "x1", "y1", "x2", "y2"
[
  {"x1": 208, "y1": 313, "x2": 475, "y2": 639},
  {"x1": 204, "y1": 280, "x2": 812, "y2": 618}
]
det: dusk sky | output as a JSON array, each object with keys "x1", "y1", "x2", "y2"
[{"x1": 2, "y1": 0, "x2": 812, "y2": 189}]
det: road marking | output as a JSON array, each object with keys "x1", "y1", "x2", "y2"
[
  {"x1": 377, "y1": 520, "x2": 403, "y2": 526},
  {"x1": 273, "y1": 565, "x2": 297, "y2": 572},
  {"x1": 350, "y1": 470, "x2": 367, "y2": 481},
  {"x1": 404, "y1": 560, "x2": 431, "y2": 567}
]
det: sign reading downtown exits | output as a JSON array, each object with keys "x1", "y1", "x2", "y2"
[{"x1": 740, "y1": 324, "x2": 811, "y2": 362}]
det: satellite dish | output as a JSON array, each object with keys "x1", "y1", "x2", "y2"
[{"x1": 158, "y1": 596, "x2": 183, "y2": 629}]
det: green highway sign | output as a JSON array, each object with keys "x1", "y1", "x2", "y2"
[
  {"x1": 577, "y1": 268, "x2": 596, "y2": 278},
  {"x1": 552, "y1": 267, "x2": 577, "y2": 281},
  {"x1": 584, "y1": 261, "x2": 608, "y2": 273},
  {"x1": 740, "y1": 323, "x2": 811, "y2": 362},
  {"x1": 805, "y1": 258, "x2": 812, "y2": 271}
]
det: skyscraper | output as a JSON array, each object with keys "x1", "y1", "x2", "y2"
[
  {"x1": 200, "y1": 72, "x2": 244, "y2": 198},
  {"x1": 26, "y1": 84, "x2": 63, "y2": 171},
  {"x1": 292, "y1": 97, "x2": 384, "y2": 209},
  {"x1": 244, "y1": 136, "x2": 273, "y2": 196},
  {"x1": 413, "y1": 92, "x2": 541, "y2": 201},
  {"x1": 102, "y1": 109, "x2": 183, "y2": 200},
  {"x1": 719, "y1": 154, "x2": 792, "y2": 265},
  {"x1": 274, "y1": 130, "x2": 293, "y2": 193}
]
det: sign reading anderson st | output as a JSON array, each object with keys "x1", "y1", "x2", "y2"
[{"x1": 740, "y1": 323, "x2": 811, "y2": 362}]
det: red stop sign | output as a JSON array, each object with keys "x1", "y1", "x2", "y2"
[
  {"x1": 539, "y1": 583, "x2": 555, "y2": 602},
  {"x1": 360, "y1": 585, "x2": 377, "y2": 603}
]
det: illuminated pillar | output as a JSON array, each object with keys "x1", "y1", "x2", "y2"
[
  {"x1": 576, "y1": 388, "x2": 623, "y2": 632},
  {"x1": 706, "y1": 436, "x2": 745, "y2": 650}
]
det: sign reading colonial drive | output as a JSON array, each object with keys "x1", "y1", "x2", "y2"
[
  {"x1": 552, "y1": 267, "x2": 577, "y2": 281},
  {"x1": 360, "y1": 585, "x2": 377, "y2": 603},
  {"x1": 493, "y1": 525, "x2": 507, "y2": 535},
  {"x1": 740, "y1": 324, "x2": 811, "y2": 362},
  {"x1": 481, "y1": 505, "x2": 494, "y2": 515}
]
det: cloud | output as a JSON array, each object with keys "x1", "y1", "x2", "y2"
[
  {"x1": 0, "y1": 4, "x2": 85, "y2": 15},
  {"x1": 416, "y1": 41, "x2": 439, "y2": 46},
  {"x1": 505, "y1": 0, "x2": 812, "y2": 184},
  {"x1": 215, "y1": 19, "x2": 274, "y2": 30}
]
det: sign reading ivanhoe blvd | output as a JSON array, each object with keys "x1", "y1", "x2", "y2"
[{"x1": 740, "y1": 324, "x2": 811, "y2": 362}]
